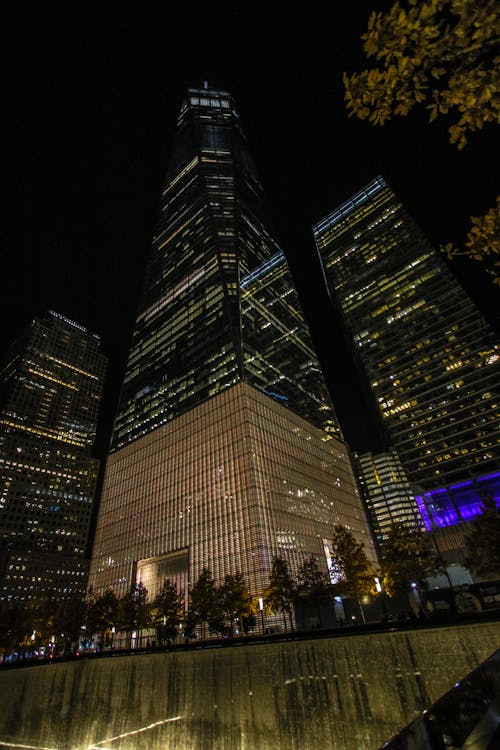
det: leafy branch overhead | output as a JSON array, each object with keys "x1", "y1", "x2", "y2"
[
  {"x1": 442, "y1": 196, "x2": 500, "y2": 284},
  {"x1": 343, "y1": 0, "x2": 500, "y2": 150}
]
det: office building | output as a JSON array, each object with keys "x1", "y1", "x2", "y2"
[
  {"x1": 0, "y1": 311, "x2": 107, "y2": 600},
  {"x1": 89, "y1": 87, "x2": 375, "y2": 602},
  {"x1": 313, "y1": 176, "x2": 500, "y2": 528},
  {"x1": 353, "y1": 449, "x2": 422, "y2": 543}
]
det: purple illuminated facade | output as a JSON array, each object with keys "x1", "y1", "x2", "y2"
[
  {"x1": 415, "y1": 471, "x2": 500, "y2": 530},
  {"x1": 313, "y1": 178, "x2": 500, "y2": 539}
]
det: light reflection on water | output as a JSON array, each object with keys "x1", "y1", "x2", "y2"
[{"x1": 86, "y1": 715, "x2": 183, "y2": 749}]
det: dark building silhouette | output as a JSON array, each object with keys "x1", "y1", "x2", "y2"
[
  {"x1": 313, "y1": 176, "x2": 500, "y2": 530},
  {"x1": 89, "y1": 87, "x2": 375, "y2": 602},
  {"x1": 0, "y1": 311, "x2": 107, "y2": 601}
]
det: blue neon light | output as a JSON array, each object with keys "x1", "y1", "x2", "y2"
[
  {"x1": 312, "y1": 177, "x2": 387, "y2": 235},
  {"x1": 262, "y1": 389, "x2": 288, "y2": 402},
  {"x1": 240, "y1": 252, "x2": 285, "y2": 288}
]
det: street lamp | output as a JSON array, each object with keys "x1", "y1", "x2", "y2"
[
  {"x1": 79, "y1": 624, "x2": 86, "y2": 653},
  {"x1": 375, "y1": 577, "x2": 388, "y2": 620},
  {"x1": 258, "y1": 597, "x2": 265, "y2": 634}
]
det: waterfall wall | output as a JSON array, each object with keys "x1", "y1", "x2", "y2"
[{"x1": 0, "y1": 622, "x2": 499, "y2": 750}]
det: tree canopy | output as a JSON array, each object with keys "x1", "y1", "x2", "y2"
[
  {"x1": 442, "y1": 196, "x2": 500, "y2": 284},
  {"x1": 151, "y1": 578, "x2": 184, "y2": 642},
  {"x1": 86, "y1": 588, "x2": 119, "y2": 645},
  {"x1": 329, "y1": 525, "x2": 375, "y2": 622},
  {"x1": 262, "y1": 556, "x2": 296, "y2": 631},
  {"x1": 343, "y1": 0, "x2": 500, "y2": 150},
  {"x1": 344, "y1": 0, "x2": 500, "y2": 283},
  {"x1": 464, "y1": 495, "x2": 500, "y2": 580},
  {"x1": 380, "y1": 523, "x2": 440, "y2": 595},
  {"x1": 189, "y1": 567, "x2": 219, "y2": 637},
  {"x1": 219, "y1": 571, "x2": 253, "y2": 635},
  {"x1": 0, "y1": 600, "x2": 31, "y2": 656},
  {"x1": 116, "y1": 582, "x2": 150, "y2": 638},
  {"x1": 296, "y1": 555, "x2": 332, "y2": 626}
]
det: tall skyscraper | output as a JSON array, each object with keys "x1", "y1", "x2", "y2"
[
  {"x1": 89, "y1": 87, "x2": 375, "y2": 601},
  {"x1": 353, "y1": 450, "x2": 422, "y2": 544},
  {"x1": 0, "y1": 311, "x2": 107, "y2": 601},
  {"x1": 313, "y1": 176, "x2": 500, "y2": 529}
]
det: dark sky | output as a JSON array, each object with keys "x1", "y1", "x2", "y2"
[{"x1": 3, "y1": 3, "x2": 498, "y2": 455}]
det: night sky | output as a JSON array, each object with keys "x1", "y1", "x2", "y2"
[{"x1": 3, "y1": 3, "x2": 498, "y2": 456}]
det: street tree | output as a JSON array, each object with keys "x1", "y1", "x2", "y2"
[
  {"x1": 86, "y1": 588, "x2": 119, "y2": 649},
  {"x1": 219, "y1": 571, "x2": 253, "y2": 636},
  {"x1": 464, "y1": 495, "x2": 500, "y2": 580},
  {"x1": 262, "y1": 556, "x2": 296, "y2": 632},
  {"x1": 29, "y1": 594, "x2": 58, "y2": 652},
  {"x1": 53, "y1": 593, "x2": 87, "y2": 653},
  {"x1": 189, "y1": 567, "x2": 218, "y2": 639},
  {"x1": 329, "y1": 525, "x2": 375, "y2": 623},
  {"x1": 151, "y1": 578, "x2": 184, "y2": 643},
  {"x1": 117, "y1": 582, "x2": 150, "y2": 647},
  {"x1": 296, "y1": 555, "x2": 332, "y2": 627},
  {"x1": 380, "y1": 523, "x2": 440, "y2": 597},
  {"x1": 0, "y1": 600, "x2": 31, "y2": 657},
  {"x1": 206, "y1": 589, "x2": 226, "y2": 637}
]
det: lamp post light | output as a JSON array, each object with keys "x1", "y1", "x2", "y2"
[
  {"x1": 411, "y1": 581, "x2": 427, "y2": 615},
  {"x1": 375, "y1": 577, "x2": 388, "y2": 620},
  {"x1": 258, "y1": 597, "x2": 265, "y2": 634},
  {"x1": 161, "y1": 615, "x2": 167, "y2": 645},
  {"x1": 80, "y1": 624, "x2": 86, "y2": 653}
]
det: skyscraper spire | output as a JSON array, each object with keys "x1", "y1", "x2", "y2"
[{"x1": 112, "y1": 87, "x2": 339, "y2": 450}]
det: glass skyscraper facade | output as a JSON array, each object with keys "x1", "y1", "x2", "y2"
[
  {"x1": 89, "y1": 87, "x2": 375, "y2": 601},
  {"x1": 113, "y1": 88, "x2": 338, "y2": 451},
  {"x1": 313, "y1": 177, "x2": 500, "y2": 528},
  {"x1": 353, "y1": 449, "x2": 422, "y2": 544},
  {"x1": 0, "y1": 311, "x2": 107, "y2": 600}
]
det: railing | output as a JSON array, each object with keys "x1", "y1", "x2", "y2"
[{"x1": 1, "y1": 609, "x2": 499, "y2": 672}]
